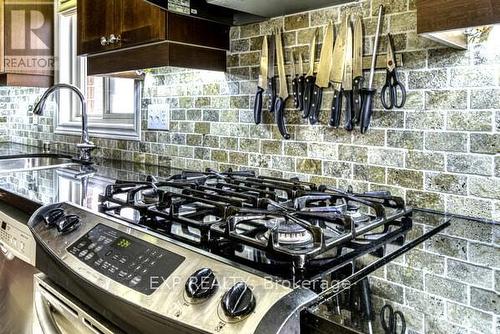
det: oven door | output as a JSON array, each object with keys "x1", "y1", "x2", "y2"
[{"x1": 33, "y1": 274, "x2": 123, "y2": 334}]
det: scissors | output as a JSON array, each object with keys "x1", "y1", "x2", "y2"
[
  {"x1": 381, "y1": 34, "x2": 406, "y2": 110},
  {"x1": 380, "y1": 304, "x2": 406, "y2": 334}
]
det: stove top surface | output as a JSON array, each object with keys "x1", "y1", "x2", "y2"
[{"x1": 98, "y1": 169, "x2": 413, "y2": 281}]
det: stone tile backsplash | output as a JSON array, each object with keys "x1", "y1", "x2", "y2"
[{"x1": 0, "y1": 1, "x2": 498, "y2": 331}]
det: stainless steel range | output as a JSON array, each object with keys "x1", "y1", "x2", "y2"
[{"x1": 28, "y1": 169, "x2": 449, "y2": 334}]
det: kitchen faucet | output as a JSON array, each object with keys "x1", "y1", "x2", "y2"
[{"x1": 32, "y1": 83, "x2": 96, "y2": 164}]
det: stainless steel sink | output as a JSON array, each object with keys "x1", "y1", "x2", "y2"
[{"x1": 0, "y1": 154, "x2": 79, "y2": 173}]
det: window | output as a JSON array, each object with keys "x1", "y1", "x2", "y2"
[{"x1": 55, "y1": 9, "x2": 141, "y2": 140}]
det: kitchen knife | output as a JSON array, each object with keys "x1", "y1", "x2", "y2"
[
  {"x1": 274, "y1": 29, "x2": 291, "y2": 140},
  {"x1": 309, "y1": 21, "x2": 334, "y2": 125},
  {"x1": 329, "y1": 15, "x2": 348, "y2": 128},
  {"x1": 342, "y1": 22, "x2": 354, "y2": 131},
  {"x1": 268, "y1": 34, "x2": 277, "y2": 113},
  {"x1": 254, "y1": 35, "x2": 268, "y2": 125},
  {"x1": 297, "y1": 53, "x2": 305, "y2": 111},
  {"x1": 352, "y1": 16, "x2": 364, "y2": 124},
  {"x1": 360, "y1": 5, "x2": 384, "y2": 133},
  {"x1": 290, "y1": 50, "x2": 300, "y2": 109},
  {"x1": 302, "y1": 28, "x2": 318, "y2": 118}
]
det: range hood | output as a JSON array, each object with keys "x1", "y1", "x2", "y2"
[
  {"x1": 206, "y1": 0, "x2": 347, "y2": 18},
  {"x1": 145, "y1": 0, "x2": 348, "y2": 25}
]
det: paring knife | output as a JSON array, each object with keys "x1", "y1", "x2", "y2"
[
  {"x1": 291, "y1": 50, "x2": 299, "y2": 109},
  {"x1": 297, "y1": 53, "x2": 305, "y2": 111},
  {"x1": 342, "y1": 21, "x2": 354, "y2": 131},
  {"x1": 268, "y1": 34, "x2": 277, "y2": 113},
  {"x1": 329, "y1": 15, "x2": 348, "y2": 128},
  {"x1": 309, "y1": 21, "x2": 334, "y2": 125},
  {"x1": 302, "y1": 28, "x2": 318, "y2": 118},
  {"x1": 254, "y1": 35, "x2": 268, "y2": 125},
  {"x1": 352, "y1": 16, "x2": 364, "y2": 124},
  {"x1": 274, "y1": 29, "x2": 291, "y2": 140}
]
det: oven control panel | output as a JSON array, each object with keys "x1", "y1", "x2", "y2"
[{"x1": 68, "y1": 224, "x2": 185, "y2": 295}]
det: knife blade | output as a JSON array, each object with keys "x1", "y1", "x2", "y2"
[
  {"x1": 309, "y1": 21, "x2": 334, "y2": 125},
  {"x1": 290, "y1": 50, "x2": 299, "y2": 109},
  {"x1": 342, "y1": 22, "x2": 354, "y2": 131},
  {"x1": 254, "y1": 35, "x2": 268, "y2": 125},
  {"x1": 297, "y1": 53, "x2": 305, "y2": 111},
  {"x1": 274, "y1": 29, "x2": 290, "y2": 140},
  {"x1": 302, "y1": 28, "x2": 318, "y2": 118},
  {"x1": 329, "y1": 15, "x2": 348, "y2": 128},
  {"x1": 268, "y1": 34, "x2": 277, "y2": 113},
  {"x1": 352, "y1": 16, "x2": 364, "y2": 124}
]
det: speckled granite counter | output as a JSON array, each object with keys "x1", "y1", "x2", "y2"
[{"x1": 0, "y1": 143, "x2": 498, "y2": 334}]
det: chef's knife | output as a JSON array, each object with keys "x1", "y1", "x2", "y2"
[
  {"x1": 360, "y1": 5, "x2": 383, "y2": 133},
  {"x1": 302, "y1": 28, "x2": 318, "y2": 118},
  {"x1": 352, "y1": 16, "x2": 364, "y2": 124},
  {"x1": 309, "y1": 22, "x2": 334, "y2": 125},
  {"x1": 254, "y1": 35, "x2": 268, "y2": 125},
  {"x1": 329, "y1": 15, "x2": 348, "y2": 128},
  {"x1": 291, "y1": 50, "x2": 299, "y2": 109},
  {"x1": 268, "y1": 34, "x2": 277, "y2": 113},
  {"x1": 342, "y1": 22, "x2": 354, "y2": 131},
  {"x1": 297, "y1": 53, "x2": 305, "y2": 111},
  {"x1": 274, "y1": 29, "x2": 290, "y2": 140}
]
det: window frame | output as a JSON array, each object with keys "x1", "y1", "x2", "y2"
[{"x1": 54, "y1": 8, "x2": 141, "y2": 141}]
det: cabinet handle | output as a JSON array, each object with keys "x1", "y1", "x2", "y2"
[
  {"x1": 100, "y1": 36, "x2": 109, "y2": 46},
  {"x1": 108, "y1": 34, "x2": 121, "y2": 44}
]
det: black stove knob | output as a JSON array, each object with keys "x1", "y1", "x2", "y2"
[
  {"x1": 56, "y1": 215, "x2": 81, "y2": 234},
  {"x1": 221, "y1": 282, "x2": 256, "y2": 318},
  {"x1": 185, "y1": 268, "x2": 218, "y2": 299},
  {"x1": 43, "y1": 208, "x2": 65, "y2": 227}
]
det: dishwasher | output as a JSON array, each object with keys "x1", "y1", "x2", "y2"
[{"x1": 0, "y1": 201, "x2": 38, "y2": 334}]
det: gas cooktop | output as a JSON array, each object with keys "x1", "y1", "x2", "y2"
[{"x1": 97, "y1": 169, "x2": 412, "y2": 282}]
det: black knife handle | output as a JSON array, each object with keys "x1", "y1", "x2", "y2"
[
  {"x1": 297, "y1": 75, "x2": 305, "y2": 111},
  {"x1": 302, "y1": 75, "x2": 316, "y2": 118},
  {"x1": 292, "y1": 76, "x2": 299, "y2": 109},
  {"x1": 268, "y1": 76, "x2": 277, "y2": 113},
  {"x1": 343, "y1": 89, "x2": 354, "y2": 131},
  {"x1": 254, "y1": 86, "x2": 264, "y2": 125},
  {"x1": 329, "y1": 89, "x2": 343, "y2": 128},
  {"x1": 275, "y1": 97, "x2": 291, "y2": 140},
  {"x1": 309, "y1": 85, "x2": 323, "y2": 125},
  {"x1": 353, "y1": 76, "x2": 365, "y2": 124},
  {"x1": 360, "y1": 88, "x2": 377, "y2": 134}
]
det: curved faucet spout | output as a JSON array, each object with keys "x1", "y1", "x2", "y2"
[{"x1": 32, "y1": 83, "x2": 96, "y2": 164}]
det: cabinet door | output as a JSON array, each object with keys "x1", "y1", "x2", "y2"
[
  {"x1": 117, "y1": 0, "x2": 165, "y2": 48},
  {"x1": 77, "y1": 0, "x2": 118, "y2": 55}
]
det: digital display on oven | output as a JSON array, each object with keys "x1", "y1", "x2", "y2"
[{"x1": 113, "y1": 237, "x2": 132, "y2": 249}]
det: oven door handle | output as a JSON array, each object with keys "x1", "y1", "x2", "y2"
[{"x1": 34, "y1": 289, "x2": 64, "y2": 334}]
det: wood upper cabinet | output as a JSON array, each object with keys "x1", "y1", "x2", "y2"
[
  {"x1": 77, "y1": 0, "x2": 118, "y2": 55},
  {"x1": 417, "y1": 0, "x2": 500, "y2": 49},
  {"x1": 417, "y1": 0, "x2": 500, "y2": 34},
  {"x1": 78, "y1": 0, "x2": 229, "y2": 73},
  {"x1": 118, "y1": 0, "x2": 165, "y2": 48},
  {"x1": 0, "y1": 0, "x2": 54, "y2": 87}
]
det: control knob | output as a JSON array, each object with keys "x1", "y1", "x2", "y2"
[
  {"x1": 56, "y1": 215, "x2": 81, "y2": 234},
  {"x1": 185, "y1": 268, "x2": 218, "y2": 299},
  {"x1": 221, "y1": 282, "x2": 256, "y2": 318}
]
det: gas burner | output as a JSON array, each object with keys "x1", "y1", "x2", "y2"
[
  {"x1": 260, "y1": 219, "x2": 314, "y2": 246},
  {"x1": 345, "y1": 204, "x2": 370, "y2": 224},
  {"x1": 141, "y1": 189, "x2": 160, "y2": 205}
]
